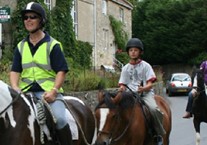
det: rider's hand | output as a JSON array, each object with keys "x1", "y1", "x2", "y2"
[
  {"x1": 191, "y1": 88, "x2": 197, "y2": 97},
  {"x1": 12, "y1": 86, "x2": 22, "y2": 93},
  {"x1": 43, "y1": 90, "x2": 57, "y2": 103},
  {"x1": 119, "y1": 85, "x2": 126, "y2": 92},
  {"x1": 138, "y1": 86, "x2": 145, "y2": 93}
]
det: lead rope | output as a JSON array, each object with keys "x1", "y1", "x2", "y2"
[
  {"x1": 36, "y1": 97, "x2": 57, "y2": 144},
  {"x1": 56, "y1": 98, "x2": 92, "y2": 145}
]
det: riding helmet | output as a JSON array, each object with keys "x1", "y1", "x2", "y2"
[
  {"x1": 126, "y1": 38, "x2": 144, "y2": 52},
  {"x1": 21, "y1": 2, "x2": 46, "y2": 25}
]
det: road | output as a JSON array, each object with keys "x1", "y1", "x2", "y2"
[{"x1": 165, "y1": 93, "x2": 207, "y2": 145}]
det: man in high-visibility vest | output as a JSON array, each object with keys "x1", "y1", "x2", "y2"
[{"x1": 10, "y1": 2, "x2": 71, "y2": 145}]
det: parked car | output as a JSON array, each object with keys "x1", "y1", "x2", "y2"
[{"x1": 166, "y1": 73, "x2": 192, "y2": 96}]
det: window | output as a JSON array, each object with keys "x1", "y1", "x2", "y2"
[
  {"x1": 103, "y1": 28, "x2": 109, "y2": 50},
  {"x1": 102, "y1": 0, "x2": 107, "y2": 15},
  {"x1": 119, "y1": 8, "x2": 124, "y2": 22},
  {"x1": 71, "y1": 0, "x2": 78, "y2": 38},
  {"x1": 44, "y1": 0, "x2": 52, "y2": 10}
]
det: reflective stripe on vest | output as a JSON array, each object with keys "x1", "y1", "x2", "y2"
[{"x1": 17, "y1": 37, "x2": 64, "y2": 92}]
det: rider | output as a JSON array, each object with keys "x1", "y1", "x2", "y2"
[
  {"x1": 118, "y1": 38, "x2": 165, "y2": 145},
  {"x1": 10, "y1": 2, "x2": 71, "y2": 145},
  {"x1": 183, "y1": 61, "x2": 207, "y2": 118}
]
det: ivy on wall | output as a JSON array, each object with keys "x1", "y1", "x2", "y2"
[
  {"x1": 109, "y1": 15, "x2": 128, "y2": 51},
  {"x1": 109, "y1": 15, "x2": 129, "y2": 65}
]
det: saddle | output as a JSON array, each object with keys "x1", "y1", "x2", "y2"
[{"x1": 24, "y1": 93, "x2": 78, "y2": 144}]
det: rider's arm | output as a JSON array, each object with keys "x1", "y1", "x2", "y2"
[
  {"x1": 10, "y1": 71, "x2": 21, "y2": 92},
  {"x1": 138, "y1": 80, "x2": 153, "y2": 93}
]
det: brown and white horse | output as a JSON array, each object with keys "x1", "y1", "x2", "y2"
[
  {"x1": 0, "y1": 80, "x2": 95, "y2": 145},
  {"x1": 94, "y1": 91, "x2": 172, "y2": 145}
]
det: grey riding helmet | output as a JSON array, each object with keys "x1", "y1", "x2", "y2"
[{"x1": 126, "y1": 38, "x2": 144, "y2": 53}]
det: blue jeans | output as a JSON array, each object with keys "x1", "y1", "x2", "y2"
[
  {"x1": 185, "y1": 91, "x2": 193, "y2": 113},
  {"x1": 33, "y1": 92, "x2": 67, "y2": 129}
]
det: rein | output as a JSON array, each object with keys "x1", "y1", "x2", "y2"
[
  {"x1": 0, "y1": 83, "x2": 34, "y2": 116},
  {"x1": 0, "y1": 93, "x2": 21, "y2": 116},
  {"x1": 110, "y1": 95, "x2": 137, "y2": 143},
  {"x1": 124, "y1": 84, "x2": 152, "y2": 133},
  {"x1": 98, "y1": 90, "x2": 139, "y2": 144},
  {"x1": 59, "y1": 99, "x2": 92, "y2": 145}
]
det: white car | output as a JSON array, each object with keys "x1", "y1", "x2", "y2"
[{"x1": 166, "y1": 73, "x2": 192, "y2": 96}]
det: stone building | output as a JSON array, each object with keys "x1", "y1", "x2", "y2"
[{"x1": 0, "y1": 0, "x2": 133, "y2": 69}]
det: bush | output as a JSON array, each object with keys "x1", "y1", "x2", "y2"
[{"x1": 63, "y1": 69, "x2": 119, "y2": 92}]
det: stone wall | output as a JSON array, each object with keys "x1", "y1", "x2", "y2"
[{"x1": 65, "y1": 82, "x2": 164, "y2": 110}]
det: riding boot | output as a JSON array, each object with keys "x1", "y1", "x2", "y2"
[
  {"x1": 153, "y1": 135, "x2": 163, "y2": 145},
  {"x1": 56, "y1": 124, "x2": 73, "y2": 145},
  {"x1": 153, "y1": 108, "x2": 166, "y2": 136}
]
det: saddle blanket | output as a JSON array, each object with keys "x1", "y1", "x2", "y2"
[{"x1": 65, "y1": 108, "x2": 79, "y2": 140}]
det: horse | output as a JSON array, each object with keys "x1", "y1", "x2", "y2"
[
  {"x1": 192, "y1": 69, "x2": 207, "y2": 145},
  {"x1": 0, "y1": 80, "x2": 95, "y2": 145},
  {"x1": 94, "y1": 90, "x2": 172, "y2": 145}
]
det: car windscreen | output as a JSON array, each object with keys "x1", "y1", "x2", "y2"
[{"x1": 172, "y1": 75, "x2": 191, "y2": 81}]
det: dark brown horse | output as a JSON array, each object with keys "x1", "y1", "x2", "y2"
[
  {"x1": 94, "y1": 90, "x2": 171, "y2": 145},
  {"x1": 192, "y1": 69, "x2": 207, "y2": 145},
  {"x1": 0, "y1": 80, "x2": 95, "y2": 145}
]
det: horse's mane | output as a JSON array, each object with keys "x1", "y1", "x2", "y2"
[
  {"x1": 95, "y1": 91, "x2": 116, "y2": 110},
  {"x1": 95, "y1": 91, "x2": 136, "y2": 110},
  {"x1": 119, "y1": 92, "x2": 136, "y2": 109}
]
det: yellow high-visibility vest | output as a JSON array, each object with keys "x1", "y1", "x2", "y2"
[{"x1": 17, "y1": 37, "x2": 64, "y2": 93}]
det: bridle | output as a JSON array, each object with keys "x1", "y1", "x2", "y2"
[
  {"x1": 0, "y1": 83, "x2": 34, "y2": 116},
  {"x1": 0, "y1": 93, "x2": 21, "y2": 116},
  {"x1": 97, "y1": 92, "x2": 138, "y2": 144}
]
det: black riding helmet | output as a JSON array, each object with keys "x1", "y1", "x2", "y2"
[
  {"x1": 126, "y1": 38, "x2": 144, "y2": 53},
  {"x1": 21, "y1": 2, "x2": 46, "y2": 28}
]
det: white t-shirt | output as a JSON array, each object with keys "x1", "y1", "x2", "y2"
[{"x1": 119, "y1": 60, "x2": 156, "y2": 92}]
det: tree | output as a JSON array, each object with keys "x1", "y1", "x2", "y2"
[{"x1": 132, "y1": 0, "x2": 207, "y2": 65}]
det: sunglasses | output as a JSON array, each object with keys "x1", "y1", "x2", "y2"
[{"x1": 23, "y1": 15, "x2": 39, "y2": 20}]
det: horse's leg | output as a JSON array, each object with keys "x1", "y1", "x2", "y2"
[{"x1": 193, "y1": 118, "x2": 201, "y2": 145}]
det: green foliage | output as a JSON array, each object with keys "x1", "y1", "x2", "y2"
[
  {"x1": 115, "y1": 52, "x2": 129, "y2": 65},
  {"x1": 132, "y1": 0, "x2": 207, "y2": 65},
  {"x1": 64, "y1": 70, "x2": 119, "y2": 91},
  {"x1": 109, "y1": 15, "x2": 128, "y2": 50},
  {"x1": 50, "y1": 0, "x2": 76, "y2": 58},
  {"x1": 76, "y1": 41, "x2": 93, "y2": 68}
]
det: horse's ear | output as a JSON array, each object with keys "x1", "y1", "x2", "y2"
[
  {"x1": 111, "y1": 91, "x2": 122, "y2": 104},
  {"x1": 98, "y1": 90, "x2": 104, "y2": 103}
]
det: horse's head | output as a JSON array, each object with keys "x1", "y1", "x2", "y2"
[
  {"x1": 94, "y1": 90, "x2": 135, "y2": 145},
  {"x1": 195, "y1": 69, "x2": 205, "y2": 93},
  {"x1": 0, "y1": 80, "x2": 36, "y2": 144},
  {"x1": 0, "y1": 80, "x2": 19, "y2": 127}
]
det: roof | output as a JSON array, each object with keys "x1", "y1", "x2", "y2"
[{"x1": 110, "y1": 0, "x2": 133, "y2": 10}]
